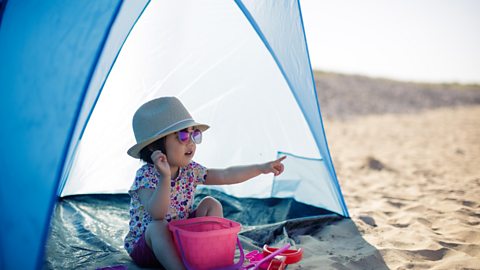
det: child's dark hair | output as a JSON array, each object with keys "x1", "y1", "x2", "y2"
[{"x1": 139, "y1": 137, "x2": 166, "y2": 164}]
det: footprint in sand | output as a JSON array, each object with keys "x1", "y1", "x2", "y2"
[
  {"x1": 359, "y1": 215, "x2": 377, "y2": 227},
  {"x1": 361, "y1": 156, "x2": 397, "y2": 172}
]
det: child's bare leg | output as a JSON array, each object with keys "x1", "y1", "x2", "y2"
[
  {"x1": 145, "y1": 220, "x2": 185, "y2": 270},
  {"x1": 195, "y1": 196, "x2": 223, "y2": 217}
]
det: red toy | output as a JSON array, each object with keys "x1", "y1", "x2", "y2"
[
  {"x1": 262, "y1": 245, "x2": 303, "y2": 264},
  {"x1": 266, "y1": 255, "x2": 286, "y2": 270},
  {"x1": 242, "y1": 244, "x2": 291, "y2": 270}
]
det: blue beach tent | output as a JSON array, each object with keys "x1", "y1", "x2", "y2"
[{"x1": 0, "y1": 1, "x2": 349, "y2": 269}]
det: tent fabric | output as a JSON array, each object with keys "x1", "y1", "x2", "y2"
[
  {"x1": 0, "y1": 0, "x2": 348, "y2": 269},
  {"x1": 0, "y1": 1, "x2": 143, "y2": 269},
  {"x1": 62, "y1": 0, "x2": 323, "y2": 199},
  {"x1": 57, "y1": 0, "x2": 150, "y2": 195},
  {"x1": 272, "y1": 152, "x2": 344, "y2": 215}
]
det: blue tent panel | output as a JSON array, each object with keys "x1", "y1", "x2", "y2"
[{"x1": 0, "y1": 1, "x2": 123, "y2": 269}]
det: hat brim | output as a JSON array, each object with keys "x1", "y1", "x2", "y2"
[{"x1": 127, "y1": 120, "x2": 209, "y2": 158}]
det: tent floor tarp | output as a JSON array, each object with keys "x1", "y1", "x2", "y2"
[{"x1": 45, "y1": 190, "x2": 387, "y2": 269}]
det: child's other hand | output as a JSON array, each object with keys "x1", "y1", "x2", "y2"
[
  {"x1": 151, "y1": 150, "x2": 170, "y2": 178},
  {"x1": 260, "y1": 156, "x2": 286, "y2": 176}
]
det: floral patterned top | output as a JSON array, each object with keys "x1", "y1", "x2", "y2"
[{"x1": 124, "y1": 161, "x2": 207, "y2": 254}]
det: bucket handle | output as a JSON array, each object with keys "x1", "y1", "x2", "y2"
[{"x1": 175, "y1": 230, "x2": 245, "y2": 270}]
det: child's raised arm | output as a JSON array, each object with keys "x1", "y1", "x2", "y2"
[
  {"x1": 138, "y1": 150, "x2": 172, "y2": 220},
  {"x1": 205, "y1": 156, "x2": 286, "y2": 185}
]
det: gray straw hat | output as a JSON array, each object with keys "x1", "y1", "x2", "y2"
[{"x1": 127, "y1": 97, "x2": 209, "y2": 158}]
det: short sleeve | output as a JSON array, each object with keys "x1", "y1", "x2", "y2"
[
  {"x1": 130, "y1": 164, "x2": 159, "y2": 192},
  {"x1": 190, "y1": 161, "x2": 207, "y2": 185}
]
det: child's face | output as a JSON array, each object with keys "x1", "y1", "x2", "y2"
[{"x1": 164, "y1": 127, "x2": 197, "y2": 167}]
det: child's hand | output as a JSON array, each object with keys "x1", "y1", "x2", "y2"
[
  {"x1": 260, "y1": 156, "x2": 286, "y2": 176},
  {"x1": 151, "y1": 150, "x2": 170, "y2": 178}
]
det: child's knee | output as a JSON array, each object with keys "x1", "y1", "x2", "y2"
[
  {"x1": 145, "y1": 220, "x2": 170, "y2": 245},
  {"x1": 198, "y1": 196, "x2": 223, "y2": 217},
  {"x1": 204, "y1": 196, "x2": 222, "y2": 209}
]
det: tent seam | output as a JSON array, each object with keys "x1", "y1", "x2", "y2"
[
  {"x1": 233, "y1": 1, "x2": 321, "y2": 160},
  {"x1": 297, "y1": 0, "x2": 349, "y2": 217},
  {"x1": 235, "y1": 0, "x2": 349, "y2": 217}
]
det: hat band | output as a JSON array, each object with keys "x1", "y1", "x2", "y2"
[{"x1": 151, "y1": 118, "x2": 194, "y2": 139}]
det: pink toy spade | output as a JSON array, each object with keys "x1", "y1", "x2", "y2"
[{"x1": 241, "y1": 244, "x2": 291, "y2": 270}]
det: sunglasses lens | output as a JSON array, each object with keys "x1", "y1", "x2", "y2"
[
  {"x1": 177, "y1": 129, "x2": 202, "y2": 144},
  {"x1": 192, "y1": 129, "x2": 202, "y2": 144},
  {"x1": 177, "y1": 131, "x2": 189, "y2": 142}
]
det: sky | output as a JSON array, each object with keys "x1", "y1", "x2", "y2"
[{"x1": 300, "y1": 0, "x2": 480, "y2": 84}]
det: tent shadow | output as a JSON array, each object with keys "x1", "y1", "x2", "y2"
[
  {"x1": 199, "y1": 189, "x2": 390, "y2": 270},
  {"x1": 238, "y1": 217, "x2": 389, "y2": 269}
]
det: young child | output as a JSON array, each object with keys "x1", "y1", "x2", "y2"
[{"x1": 124, "y1": 97, "x2": 286, "y2": 269}]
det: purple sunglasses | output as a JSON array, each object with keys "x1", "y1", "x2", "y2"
[{"x1": 176, "y1": 128, "x2": 202, "y2": 144}]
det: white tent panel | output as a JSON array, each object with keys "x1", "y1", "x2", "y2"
[
  {"x1": 272, "y1": 152, "x2": 343, "y2": 215},
  {"x1": 62, "y1": 0, "x2": 320, "y2": 199}
]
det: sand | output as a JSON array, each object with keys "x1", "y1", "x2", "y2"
[{"x1": 311, "y1": 73, "x2": 480, "y2": 269}]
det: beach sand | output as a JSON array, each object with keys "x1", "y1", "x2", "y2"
[{"x1": 311, "y1": 72, "x2": 480, "y2": 269}]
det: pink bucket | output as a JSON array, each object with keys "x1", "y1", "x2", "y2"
[{"x1": 168, "y1": 216, "x2": 244, "y2": 270}]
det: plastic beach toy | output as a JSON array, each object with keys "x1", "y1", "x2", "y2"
[
  {"x1": 262, "y1": 245, "x2": 303, "y2": 264},
  {"x1": 266, "y1": 256, "x2": 286, "y2": 270},
  {"x1": 241, "y1": 244, "x2": 291, "y2": 270},
  {"x1": 244, "y1": 250, "x2": 269, "y2": 269},
  {"x1": 168, "y1": 217, "x2": 244, "y2": 270}
]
